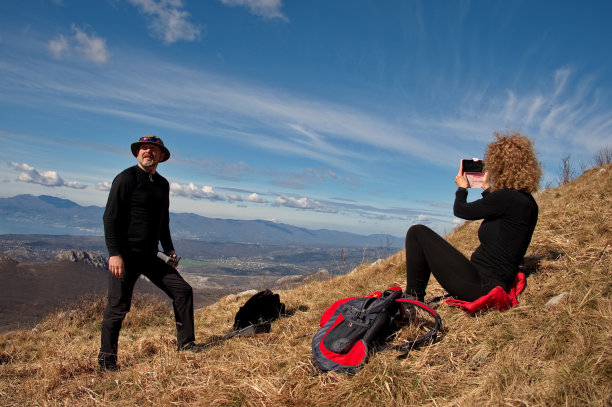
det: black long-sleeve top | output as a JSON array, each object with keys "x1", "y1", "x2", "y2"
[
  {"x1": 453, "y1": 187, "x2": 538, "y2": 286},
  {"x1": 103, "y1": 165, "x2": 174, "y2": 257}
]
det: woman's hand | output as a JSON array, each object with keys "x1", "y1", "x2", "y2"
[
  {"x1": 482, "y1": 171, "x2": 490, "y2": 190},
  {"x1": 455, "y1": 162, "x2": 469, "y2": 189}
]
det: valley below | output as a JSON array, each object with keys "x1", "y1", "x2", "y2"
[{"x1": 0, "y1": 234, "x2": 399, "y2": 332}]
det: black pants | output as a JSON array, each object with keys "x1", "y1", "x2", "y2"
[
  {"x1": 405, "y1": 225, "x2": 502, "y2": 302},
  {"x1": 99, "y1": 253, "x2": 195, "y2": 358}
]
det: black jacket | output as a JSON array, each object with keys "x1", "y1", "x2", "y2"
[
  {"x1": 453, "y1": 187, "x2": 538, "y2": 285},
  {"x1": 103, "y1": 165, "x2": 174, "y2": 257}
]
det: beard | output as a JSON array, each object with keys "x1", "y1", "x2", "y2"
[
  {"x1": 138, "y1": 155, "x2": 158, "y2": 169},
  {"x1": 140, "y1": 159, "x2": 155, "y2": 168}
]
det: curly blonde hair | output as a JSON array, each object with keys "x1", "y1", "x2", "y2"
[{"x1": 484, "y1": 131, "x2": 542, "y2": 193}]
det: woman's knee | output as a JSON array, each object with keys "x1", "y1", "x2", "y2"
[{"x1": 406, "y1": 224, "x2": 432, "y2": 241}]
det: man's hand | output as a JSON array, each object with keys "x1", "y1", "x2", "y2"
[
  {"x1": 108, "y1": 255, "x2": 125, "y2": 278},
  {"x1": 168, "y1": 250, "x2": 179, "y2": 268}
]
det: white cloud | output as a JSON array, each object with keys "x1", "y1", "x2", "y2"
[
  {"x1": 65, "y1": 180, "x2": 87, "y2": 189},
  {"x1": 47, "y1": 26, "x2": 110, "y2": 64},
  {"x1": 220, "y1": 0, "x2": 288, "y2": 21},
  {"x1": 128, "y1": 0, "x2": 202, "y2": 44},
  {"x1": 274, "y1": 195, "x2": 337, "y2": 213},
  {"x1": 48, "y1": 35, "x2": 70, "y2": 60},
  {"x1": 245, "y1": 192, "x2": 268, "y2": 203},
  {"x1": 170, "y1": 182, "x2": 222, "y2": 200},
  {"x1": 226, "y1": 193, "x2": 243, "y2": 202},
  {"x1": 180, "y1": 187, "x2": 270, "y2": 204},
  {"x1": 8, "y1": 162, "x2": 87, "y2": 189},
  {"x1": 96, "y1": 181, "x2": 112, "y2": 191},
  {"x1": 72, "y1": 25, "x2": 110, "y2": 64}
]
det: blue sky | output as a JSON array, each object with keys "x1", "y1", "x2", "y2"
[{"x1": 1, "y1": 0, "x2": 611, "y2": 238}]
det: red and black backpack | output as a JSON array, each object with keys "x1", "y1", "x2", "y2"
[{"x1": 311, "y1": 286, "x2": 441, "y2": 374}]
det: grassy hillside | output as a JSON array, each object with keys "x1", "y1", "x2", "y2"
[{"x1": 1, "y1": 164, "x2": 610, "y2": 406}]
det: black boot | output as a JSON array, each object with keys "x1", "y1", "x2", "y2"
[
  {"x1": 98, "y1": 352, "x2": 119, "y2": 371},
  {"x1": 178, "y1": 342, "x2": 205, "y2": 353}
]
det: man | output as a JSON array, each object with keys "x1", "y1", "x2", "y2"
[{"x1": 98, "y1": 135, "x2": 200, "y2": 371}]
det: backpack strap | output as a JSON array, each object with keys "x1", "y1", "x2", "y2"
[
  {"x1": 386, "y1": 298, "x2": 442, "y2": 358},
  {"x1": 198, "y1": 321, "x2": 272, "y2": 350}
]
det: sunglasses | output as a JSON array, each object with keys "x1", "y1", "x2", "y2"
[{"x1": 139, "y1": 136, "x2": 161, "y2": 143}]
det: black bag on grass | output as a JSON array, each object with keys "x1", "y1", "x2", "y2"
[
  {"x1": 200, "y1": 289, "x2": 286, "y2": 349},
  {"x1": 232, "y1": 289, "x2": 286, "y2": 335}
]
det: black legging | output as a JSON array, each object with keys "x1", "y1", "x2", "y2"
[{"x1": 405, "y1": 224, "x2": 502, "y2": 302}]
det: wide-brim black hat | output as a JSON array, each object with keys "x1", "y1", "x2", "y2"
[{"x1": 130, "y1": 135, "x2": 170, "y2": 162}]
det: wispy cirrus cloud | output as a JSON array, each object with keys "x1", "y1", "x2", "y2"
[
  {"x1": 0, "y1": 53, "x2": 447, "y2": 170},
  {"x1": 273, "y1": 167, "x2": 344, "y2": 189},
  {"x1": 128, "y1": 0, "x2": 202, "y2": 44},
  {"x1": 8, "y1": 162, "x2": 87, "y2": 189},
  {"x1": 4, "y1": 46, "x2": 611, "y2": 178},
  {"x1": 441, "y1": 67, "x2": 612, "y2": 153},
  {"x1": 220, "y1": 0, "x2": 288, "y2": 21}
]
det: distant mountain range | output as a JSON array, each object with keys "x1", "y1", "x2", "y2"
[{"x1": 0, "y1": 194, "x2": 402, "y2": 247}]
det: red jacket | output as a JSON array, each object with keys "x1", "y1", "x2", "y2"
[{"x1": 446, "y1": 272, "x2": 526, "y2": 314}]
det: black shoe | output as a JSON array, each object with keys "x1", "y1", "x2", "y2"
[
  {"x1": 98, "y1": 353, "x2": 119, "y2": 371},
  {"x1": 179, "y1": 342, "x2": 204, "y2": 353}
]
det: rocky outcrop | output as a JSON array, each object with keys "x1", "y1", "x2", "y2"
[
  {"x1": 53, "y1": 250, "x2": 108, "y2": 269},
  {"x1": 2, "y1": 247, "x2": 52, "y2": 263}
]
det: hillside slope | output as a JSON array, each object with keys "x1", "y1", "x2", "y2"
[
  {"x1": 0, "y1": 164, "x2": 610, "y2": 406},
  {"x1": 0, "y1": 253, "x2": 234, "y2": 333}
]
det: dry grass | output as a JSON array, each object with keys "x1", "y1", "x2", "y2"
[{"x1": 1, "y1": 164, "x2": 610, "y2": 406}]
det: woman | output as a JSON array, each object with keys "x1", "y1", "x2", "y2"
[{"x1": 405, "y1": 131, "x2": 541, "y2": 303}]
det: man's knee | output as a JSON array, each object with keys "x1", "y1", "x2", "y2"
[
  {"x1": 172, "y1": 280, "x2": 193, "y2": 299},
  {"x1": 178, "y1": 283, "x2": 193, "y2": 299}
]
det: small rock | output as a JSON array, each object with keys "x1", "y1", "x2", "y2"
[{"x1": 545, "y1": 292, "x2": 569, "y2": 307}]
